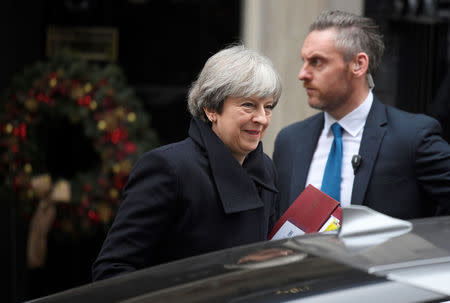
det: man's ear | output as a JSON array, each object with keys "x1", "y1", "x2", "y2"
[
  {"x1": 203, "y1": 107, "x2": 217, "y2": 123},
  {"x1": 352, "y1": 52, "x2": 369, "y2": 77}
]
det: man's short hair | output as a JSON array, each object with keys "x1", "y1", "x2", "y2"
[{"x1": 310, "y1": 10, "x2": 385, "y2": 76}]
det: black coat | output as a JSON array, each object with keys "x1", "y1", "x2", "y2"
[{"x1": 92, "y1": 118, "x2": 279, "y2": 281}]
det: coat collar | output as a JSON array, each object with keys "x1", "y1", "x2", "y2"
[{"x1": 189, "y1": 118, "x2": 277, "y2": 214}]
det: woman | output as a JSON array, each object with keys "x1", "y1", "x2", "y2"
[{"x1": 92, "y1": 44, "x2": 282, "y2": 281}]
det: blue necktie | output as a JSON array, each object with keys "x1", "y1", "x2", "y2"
[{"x1": 321, "y1": 123, "x2": 342, "y2": 201}]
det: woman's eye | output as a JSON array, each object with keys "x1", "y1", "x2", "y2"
[
  {"x1": 242, "y1": 102, "x2": 254, "y2": 108},
  {"x1": 265, "y1": 104, "x2": 274, "y2": 110}
]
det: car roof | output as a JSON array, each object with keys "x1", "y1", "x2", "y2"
[
  {"x1": 27, "y1": 206, "x2": 450, "y2": 302},
  {"x1": 294, "y1": 206, "x2": 450, "y2": 296}
]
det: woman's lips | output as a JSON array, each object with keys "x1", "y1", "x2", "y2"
[{"x1": 244, "y1": 130, "x2": 261, "y2": 137}]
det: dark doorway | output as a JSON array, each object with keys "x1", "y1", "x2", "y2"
[
  {"x1": 365, "y1": 0, "x2": 450, "y2": 143},
  {"x1": 3, "y1": 1, "x2": 241, "y2": 302}
]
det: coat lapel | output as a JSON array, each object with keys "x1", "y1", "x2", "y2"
[
  {"x1": 189, "y1": 118, "x2": 266, "y2": 214},
  {"x1": 290, "y1": 114, "x2": 323, "y2": 203},
  {"x1": 351, "y1": 98, "x2": 388, "y2": 205}
]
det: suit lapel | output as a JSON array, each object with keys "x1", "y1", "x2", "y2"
[
  {"x1": 351, "y1": 98, "x2": 388, "y2": 205},
  {"x1": 290, "y1": 114, "x2": 323, "y2": 203}
]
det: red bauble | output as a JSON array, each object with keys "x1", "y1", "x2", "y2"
[{"x1": 124, "y1": 142, "x2": 137, "y2": 155}]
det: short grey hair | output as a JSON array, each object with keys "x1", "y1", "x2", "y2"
[
  {"x1": 188, "y1": 44, "x2": 282, "y2": 122},
  {"x1": 310, "y1": 10, "x2": 385, "y2": 76}
]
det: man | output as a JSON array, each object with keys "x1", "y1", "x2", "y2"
[{"x1": 273, "y1": 10, "x2": 450, "y2": 219}]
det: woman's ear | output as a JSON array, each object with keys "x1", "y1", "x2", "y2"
[{"x1": 203, "y1": 107, "x2": 217, "y2": 123}]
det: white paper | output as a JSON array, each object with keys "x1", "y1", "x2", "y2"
[{"x1": 271, "y1": 220, "x2": 305, "y2": 240}]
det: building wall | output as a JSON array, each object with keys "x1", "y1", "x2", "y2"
[{"x1": 242, "y1": 0, "x2": 363, "y2": 157}]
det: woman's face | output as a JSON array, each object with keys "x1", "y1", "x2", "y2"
[{"x1": 205, "y1": 96, "x2": 275, "y2": 164}]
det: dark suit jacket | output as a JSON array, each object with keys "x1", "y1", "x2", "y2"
[
  {"x1": 92, "y1": 118, "x2": 279, "y2": 281},
  {"x1": 273, "y1": 98, "x2": 450, "y2": 219}
]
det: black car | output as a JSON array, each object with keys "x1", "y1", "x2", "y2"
[{"x1": 27, "y1": 206, "x2": 450, "y2": 303}]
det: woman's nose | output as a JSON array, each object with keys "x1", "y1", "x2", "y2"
[{"x1": 253, "y1": 107, "x2": 269, "y2": 125}]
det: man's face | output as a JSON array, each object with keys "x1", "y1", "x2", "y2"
[{"x1": 298, "y1": 29, "x2": 354, "y2": 118}]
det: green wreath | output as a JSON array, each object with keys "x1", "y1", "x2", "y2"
[{"x1": 0, "y1": 55, "x2": 158, "y2": 234}]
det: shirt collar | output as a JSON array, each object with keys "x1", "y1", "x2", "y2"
[{"x1": 324, "y1": 90, "x2": 373, "y2": 137}]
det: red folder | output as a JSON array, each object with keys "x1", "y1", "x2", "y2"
[{"x1": 268, "y1": 185, "x2": 342, "y2": 240}]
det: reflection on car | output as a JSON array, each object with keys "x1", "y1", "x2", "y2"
[{"x1": 27, "y1": 206, "x2": 450, "y2": 303}]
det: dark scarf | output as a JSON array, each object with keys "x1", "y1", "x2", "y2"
[{"x1": 189, "y1": 117, "x2": 277, "y2": 214}]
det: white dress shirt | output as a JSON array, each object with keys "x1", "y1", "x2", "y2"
[{"x1": 305, "y1": 91, "x2": 373, "y2": 206}]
